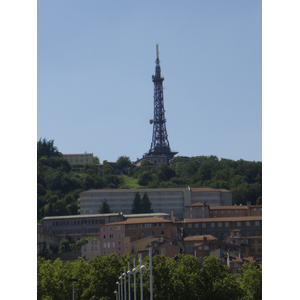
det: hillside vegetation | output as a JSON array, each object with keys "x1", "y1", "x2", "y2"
[{"x1": 37, "y1": 139, "x2": 262, "y2": 222}]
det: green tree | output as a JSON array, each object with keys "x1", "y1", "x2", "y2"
[
  {"x1": 116, "y1": 156, "x2": 132, "y2": 172},
  {"x1": 238, "y1": 262, "x2": 262, "y2": 300},
  {"x1": 141, "y1": 192, "x2": 153, "y2": 213},
  {"x1": 131, "y1": 192, "x2": 142, "y2": 214},
  {"x1": 197, "y1": 256, "x2": 244, "y2": 300},
  {"x1": 37, "y1": 138, "x2": 62, "y2": 160},
  {"x1": 99, "y1": 199, "x2": 111, "y2": 214}
]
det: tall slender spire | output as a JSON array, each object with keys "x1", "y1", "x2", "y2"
[{"x1": 147, "y1": 45, "x2": 177, "y2": 161}]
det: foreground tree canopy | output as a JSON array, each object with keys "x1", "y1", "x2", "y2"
[
  {"x1": 37, "y1": 255, "x2": 262, "y2": 300},
  {"x1": 37, "y1": 139, "x2": 262, "y2": 222}
]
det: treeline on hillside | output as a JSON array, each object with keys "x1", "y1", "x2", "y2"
[
  {"x1": 37, "y1": 139, "x2": 262, "y2": 222},
  {"x1": 37, "y1": 254, "x2": 262, "y2": 300}
]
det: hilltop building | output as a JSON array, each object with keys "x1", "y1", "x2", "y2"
[{"x1": 78, "y1": 187, "x2": 233, "y2": 220}]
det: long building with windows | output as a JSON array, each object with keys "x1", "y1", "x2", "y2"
[{"x1": 78, "y1": 187, "x2": 233, "y2": 220}]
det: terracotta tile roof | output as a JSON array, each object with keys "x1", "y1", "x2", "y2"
[
  {"x1": 185, "y1": 203, "x2": 208, "y2": 207},
  {"x1": 184, "y1": 216, "x2": 262, "y2": 223},
  {"x1": 183, "y1": 235, "x2": 217, "y2": 242},
  {"x1": 210, "y1": 206, "x2": 248, "y2": 210}
]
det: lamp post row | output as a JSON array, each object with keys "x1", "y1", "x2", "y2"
[{"x1": 115, "y1": 247, "x2": 153, "y2": 300}]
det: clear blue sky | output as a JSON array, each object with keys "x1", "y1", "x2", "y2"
[{"x1": 37, "y1": 0, "x2": 262, "y2": 163}]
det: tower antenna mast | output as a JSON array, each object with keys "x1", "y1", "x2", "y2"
[{"x1": 146, "y1": 44, "x2": 178, "y2": 164}]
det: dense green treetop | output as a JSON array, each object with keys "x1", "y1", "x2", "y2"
[{"x1": 37, "y1": 254, "x2": 261, "y2": 300}]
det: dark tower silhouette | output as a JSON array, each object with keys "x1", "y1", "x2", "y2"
[{"x1": 145, "y1": 45, "x2": 177, "y2": 165}]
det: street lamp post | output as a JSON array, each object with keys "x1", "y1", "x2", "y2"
[
  {"x1": 132, "y1": 257, "x2": 137, "y2": 300},
  {"x1": 123, "y1": 267, "x2": 127, "y2": 300},
  {"x1": 116, "y1": 282, "x2": 120, "y2": 300},
  {"x1": 119, "y1": 274, "x2": 123, "y2": 300},
  {"x1": 68, "y1": 279, "x2": 78, "y2": 300},
  {"x1": 114, "y1": 290, "x2": 118, "y2": 300},
  {"x1": 127, "y1": 262, "x2": 131, "y2": 300}
]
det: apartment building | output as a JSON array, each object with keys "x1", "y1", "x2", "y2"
[
  {"x1": 193, "y1": 239, "x2": 242, "y2": 264},
  {"x1": 185, "y1": 201, "x2": 262, "y2": 219},
  {"x1": 226, "y1": 229, "x2": 262, "y2": 260},
  {"x1": 81, "y1": 236, "x2": 101, "y2": 260},
  {"x1": 42, "y1": 213, "x2": 124, "y2": 236},
  {"x1": 62, "y1": 153, "x2": 94, "y2": 167},
  {"x1": 78, "y1": 187, "x2": 232, "y2": 220},
  {"x1": 183, "y1": 235, "x2": 217, "y2": 255},
  {"x1": 98, "y1": 217, "x2": 180, "y2": 257},
  {"x1": 183, "y1": 216, "x2": 262, "y2": 240}
]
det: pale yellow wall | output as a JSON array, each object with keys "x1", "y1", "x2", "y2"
[{"x1": 82, "y1": 237, "x2": 101, "y2": 260}]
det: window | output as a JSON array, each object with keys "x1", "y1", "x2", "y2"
[
  {"x1": 221, "y1": 211, "x2": 224, "y2": 214},
  {"x1": 255, "y1": 221, "x2": 260, "y2": 226},
  {"x1": 103, "y1": 228, "x2": 106, "y2": 232},
  {"x1": 202, "y1": 223, "x2": 206, "y2": 228},
  {"x1": 199, "y1": 256, "x2": 202, "y2": 263},
  {"x1": 109, "y1": 227, "x2": 112, "y2": 232},
  {"x1": 83, "y1": 246, "x2": 87, "y2": 251},
  {"x1": 103, "y1": 235, "x2": 106, "y2": 239},
  {"x1": 188, "y1": 224, "x2": 192, "y2": 229},
  {"x1": 228, "y1": 210, "x2": 231, "y2": 214},
  {"x1": 218, "y1": 222, "x2": 222, "y2": 228},
  {"x1": 225, "y1": 222, "x2": 229, "y2": 227},
  {"x1": 161, "y1": 248, "x2": 166, "y2": 255},
  {"x1": 91, "y1": 246, "x2": 94, "y2": 251},
  {"x1": 246, "y1": 222, "x2": 250, "y2": 226},
  {"x1": 254, "y1": 208, "x2": 257, "y2": 212},
  {"x1": 104, "y1": 251, "x2": 106, "y2": 255},
  {"x1": 204, "y1": 246, "x2": 209, "y2": 250},
  {"x1": 237, "y1": 222, "x2": 241, "y2": 227},
  {"x1": 211, "y1": 223, "x2": 215, "y2": 228},
  {"x1": 104, "y1": 243, "x2": 106, "y2": 248},
  {"x1": 215, "y1": 211, "x2": 218, "y2": 214},
  {"x1": 107, "y1": 242, "x2": 110, "y2": 248},
  {"x1": 235, "y1": 210, "x2": 238, "y2": 213},
  {"x1": 198, "y1": 246, "x2": 202, "y2": 250},
  {"x1": 195, "y1": 223, "x2": 199, "y2": 228},
  {"x1": 112, "y1": 242, "x2": 115, "y2": 248}
]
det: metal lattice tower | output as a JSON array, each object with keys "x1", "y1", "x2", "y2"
[{"x1": 147, "y1": 45, "x2": 177, "y2": 160}]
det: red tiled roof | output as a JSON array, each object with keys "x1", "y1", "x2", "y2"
[
  {"x1": 183, "y1": 235, "x2": 217, "y2": 242},
  {"x1": 185, "y1": 216, "x2": 262, "y2": 223}
]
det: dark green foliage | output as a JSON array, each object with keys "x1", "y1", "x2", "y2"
[
  {"x1": 37, "y1": 138, "x2": 62, "y2": 160},
  {"x1": 99, "y1": 199, "x2": 111, "y2": 214},
  {"x1": 38, "y1": 254, "x2": 261, "y2": 300},
  {"x1": 131, "y1": 192, "x2": 142, "y2": 214},
  {"x1": 141, "y1": 192, "x2": 153, "y2": 213}
]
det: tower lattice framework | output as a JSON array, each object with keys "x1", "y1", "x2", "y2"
[{"x1": 147, "y1": 45, "x2": 177, "y2": 160}]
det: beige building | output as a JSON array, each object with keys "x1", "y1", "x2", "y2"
[
  {"x1": 78, "y1": 187, "x2": 232, "y2": 220},
  {"x1": 81, "y1": 236, "x2": 101, "y2": 260},
  {"x1": 62, "y1": 153, "x2": 94, "y2": 167}
]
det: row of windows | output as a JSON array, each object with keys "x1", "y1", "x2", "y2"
[
  {"x1": 52, "y1": 228, "x2": 100, "y2": 235},
  {"x1": 51, "y1": 219, "x2": 104, "y2": 226},
  {"x1": 103, "y1": 233, "x2": 124, "y2": 239},
  {"x1": 187, "y1": 221, "x2": 260, "y2": 229},
  {"x1": 128, "y1": 223, "x2": 164, "y2": 229}
]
